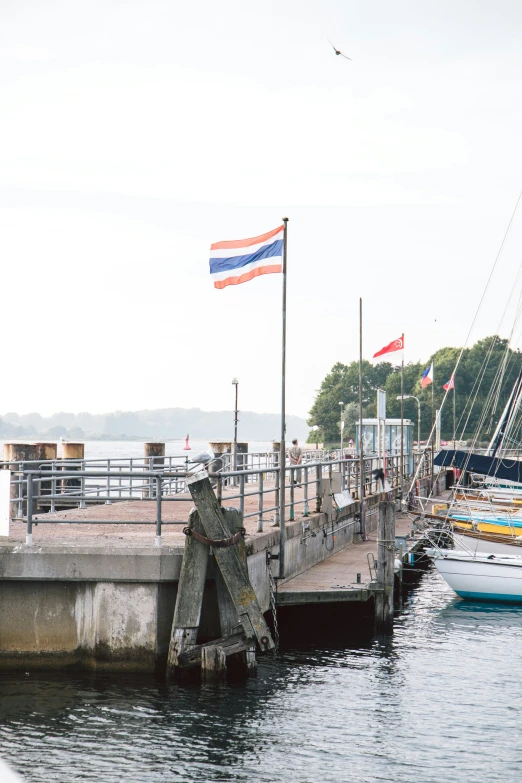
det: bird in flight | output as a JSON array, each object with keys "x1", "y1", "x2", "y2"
[{"x1": 329, "y1": 41, "x2": 352, "y2": 60}]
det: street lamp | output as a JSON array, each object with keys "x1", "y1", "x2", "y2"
[
  {"x1": 339, "y1": 401, "x2": 344, "y2": 457},
  {"x1": 232, "y1": 378, "x2": 239, "y2": 474},
  {"x1": 397, "y1": 395, "x2": 421, "y2": 452}
]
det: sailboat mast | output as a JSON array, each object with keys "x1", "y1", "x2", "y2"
[{"x1": 489, "y1": 362, "x2": 522, "y2": 458}]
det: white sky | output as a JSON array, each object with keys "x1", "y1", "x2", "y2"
[{"x1": 2, "y1": 0, "x2": 522, "y2": 418}]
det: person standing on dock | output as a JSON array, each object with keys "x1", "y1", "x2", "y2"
[{"x1": 289, "y1": 439, "x2": 302, "y2": 484}]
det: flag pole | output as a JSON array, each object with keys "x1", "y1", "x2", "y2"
[
  {"x1": 400, "y1": 334, "x2": 404, "y2": 500},
  {"x1": 431, "y1": 358, "x2": 435, "y2": 488},
  {"x1": 359, "y1": 297, "x2": 367, "y2": 539},
  {"x1": 278, "y1": 217, "x2": 289, "y2": 579},
  {"x1": 453, "y1": 374, "x2": 457, "y2": 451},
  {"x1": 431, "y1": 358, "x2": 435, "y2": 434}
]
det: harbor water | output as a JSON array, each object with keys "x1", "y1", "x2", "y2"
[{"x1": 1, "y1": 568, "x2": 521, "y2": 783}]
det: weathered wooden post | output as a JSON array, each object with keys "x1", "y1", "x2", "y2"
[
  {"x1": 34, "y1": 443, "x2": 58, "y2": 512},
  {"x1": 215, "y1": 508, "x2": 257, "y2": 677},
  {"x1": 61, "y1": 442, "x2": 84, "y2": 489},
  {"x1": 166, "y1": 473, "x2": 273, "y2": 682},
  {"x1": 166, "y1": 508, "x2": 209, "y2": 679},
  {"x1": 144, "y1": 442, "x2": 165, "y2": 467},
  {"x1": 374, "y1": 500, "x2": 396, "y2": 632},
  {"x1": 187, "y1": 473, "x2": 274, "y2": 649},
  {"x1": 201, "y1": 645, "x2": 227, "y2": 681},
  {"x1": 3, "y1": 443, "x2": 39, "y2": 518},
  {"x1": 208, "y1": 442, "x2": 232, "y2": 485},
  {"x1": 144, "y1": 442, "x2": 165, "y2": 498}
]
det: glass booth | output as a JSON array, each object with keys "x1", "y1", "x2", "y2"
[{"x1": 355, "y1": 418, "x2": 413, "y2": 457}]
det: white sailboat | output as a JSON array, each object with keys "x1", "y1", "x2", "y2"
[
  {"x1": 426, "y1": 532, "x2": 522, "y2": 603},
  {"x1": 452, "y1": 531, "x2": 522, "y2": 556}
]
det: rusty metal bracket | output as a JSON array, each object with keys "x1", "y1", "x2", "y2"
[{"x1": 183, "y1": 526, "x2": 245, "y2": 548}]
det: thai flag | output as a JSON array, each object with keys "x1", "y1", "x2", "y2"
[
  {"x1": 421, "y1": 363, "x2": 434, "y2": 388},
  {"x1": 209, "y1": 225, "x2": 284, "y2": 289}
]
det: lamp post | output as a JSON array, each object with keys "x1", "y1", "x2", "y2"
[
  {"x1": 232, "y1": 378, "x2": 239, "y2": 475},
  {"x1": 397, "y1": 394, "x2": 421, "y2": 453},
  {"x1": 339, "y1": 401, "x2": 344, "y2": 457}
]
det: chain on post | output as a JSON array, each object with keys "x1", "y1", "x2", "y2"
[{"x1": 267, "y1": 554, "x2": 280, "y2": 652}]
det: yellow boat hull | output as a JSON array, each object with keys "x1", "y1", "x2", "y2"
[{"x1": 452, "y1": 519, "x2": 522, "y2": 536}]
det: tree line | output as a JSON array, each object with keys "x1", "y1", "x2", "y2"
[{"x1": 307, "y1": 336, "x2": 522, "y2": 443}]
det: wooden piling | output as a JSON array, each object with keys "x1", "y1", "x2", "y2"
[
  {"x1": 215, "y1": 508, "x2": 246, "y2": 636},
  {"x1": 201, "y1": 644, "x2": 227, "y2": 681},
  {"x1": 374, "y1": 500, "x2": 396, "y2": 632},
  {"x1": 166, "y1": 508, "x2": 209, "y2": 679},
  {"x1": 3, "y1": 443, "x2": 40, "y2": 517},
  {"x1": 215, "y1": 508, "x2": 257, "y2": 678},
  {"x1": 34, "y1": 443, "x2": 58, "y2": 461},
  {"x1": 144, "y1": 442, "x2": 165, "y2": 466},
  {"x1": 62, "y1": 442, "x2": 84, "y2": 460},
  {"x1": 186, "y1": 472, "x2": 275, "y2": 652},
  {"x1": 34, "y1": 443, "x2": 58, "y2": 511},
  {"x1": 61, "y1": 442, "x2": 84, "y2": 493},
  {"x1": 143, "y1": 443, "x2": 165, "y2": 498}
]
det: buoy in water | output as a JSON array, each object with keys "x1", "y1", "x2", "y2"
[{"x1": 183, "y1": 434, "x2": 191, "y2": 451}]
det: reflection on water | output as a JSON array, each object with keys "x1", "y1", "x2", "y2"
[{"x1": 2, "y1": 569, "x2": 522, "y2": 783}]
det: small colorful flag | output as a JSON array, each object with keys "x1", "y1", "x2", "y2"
[
  {"x1": 443, "y1": 374, "x2": 455, "y2": 391},
  {"x1": 209, "y1": 225, "x2": 284, "y2": 289},
  {"x1": 421, "y1": 363, "x2": 434, "y2": 388},
  {"x1": 373, "y1": 335, "x2": 404, "y2": 358}
]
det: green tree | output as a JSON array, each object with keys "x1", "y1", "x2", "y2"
[
  {"x1": 307, "y1": 360, "x2": 393, "y2": 442},
  {"x1": 308, "y1": 336, "x2": 522, "y2": 444},
  {"x1": 342, "y1": 401, "x2": 369, "y2": 439}
]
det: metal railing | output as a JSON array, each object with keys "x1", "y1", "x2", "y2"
[{"x1": 6, "y1": 449, "x2": 433, "y2": 546}]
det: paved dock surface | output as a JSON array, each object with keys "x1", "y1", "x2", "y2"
[
  {"x1": 1, "y1": 480, "x2": 315, "y2": 547},
  {"x1": 276, "y1": 499, "x2": 446, "y2": 604}
]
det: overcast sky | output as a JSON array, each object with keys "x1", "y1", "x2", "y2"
[{"x1": 2, "y1": 0, "x2": 522, "y2": 419}]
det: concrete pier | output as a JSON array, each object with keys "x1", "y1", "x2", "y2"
[{"x1": 0, "y1": 470, "x2": 439, "y2": 673}]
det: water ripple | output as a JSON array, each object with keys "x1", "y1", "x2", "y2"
[{"x1": 1, "y1": 570, "x2": 522, "y2": 782}]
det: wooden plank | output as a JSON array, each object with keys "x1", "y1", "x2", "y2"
[
  {"x1": 375, "y1": 501, "x2": 395, "y2": 632},
  {"x1": 187, "y1": 472, "x2": 275, "y2": 652},
  {"x1": 276, "y1": 588, "x2": 371, "y2": 605},
  {"x1": 215, "y1": 508, "x2": 246, "y2": 636},
  {"x1": 201, "y1": 645, "x2": 227, "y2": 681},
  {"x1": 166, "y1": 508, "x2": 209, "y2": 678},
  {"x1": 177, "y1": 630, "x2": 248, "y2": 668}
]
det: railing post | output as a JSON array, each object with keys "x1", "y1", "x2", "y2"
[
  {"x1": 51, "y1": 460, "x2": 56, "y2": 513},
  {"x1": 17, "y1": 468, "x2": 24, "y2": 520},
  {"x1": 274, "y1": 468, "x2": 280, "y2": 526},
  {"x1": 105, "y1": 458, "x2": 112, "y2": 504},
  {"x1": 149, "y1": 456, "x2": 154, "y2": 498},
  {"x1": 315, "y1": 464, "x2": 322, "y2": 512},
  {"x1": 239, "y1": 473, "x2": 245, "y2": 519},
  {"x1": 26, "y1": 473, "x2": 33, "y2": 546},
  {"x1": 289, "y1": 467, "x2": 295, "y2": 521},
  {"x1": 257, "y1": 471, "x2": 264, "y2": 533},
  {"x1": 216, "y1": 473, "x2": 223, "y2": 506},
  {"x1": 80, "y1": 458, "x2": 87, "y2": 509},
  {"x1": 155, "y1": 476, "x2": 162, "y2": 547},
  {"x1": 303, "y1": 467, "x2": 309, "y2": 517}
]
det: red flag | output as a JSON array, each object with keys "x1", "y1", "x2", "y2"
[
  {"x1": 444, "y1": 374, "x2": 455, "y2": 391},
  {"x1": 373, "y1": 335, "x2": 404, "y2": 359}
]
